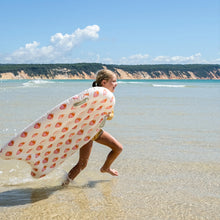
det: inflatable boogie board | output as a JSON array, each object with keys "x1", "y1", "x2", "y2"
[{"x1": 0, "y1": 87, "x2": 115, "y2": 178}]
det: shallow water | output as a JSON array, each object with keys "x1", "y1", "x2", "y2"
[{"x1": 0, "y1": 79, "x2": 220, "y2": 219}]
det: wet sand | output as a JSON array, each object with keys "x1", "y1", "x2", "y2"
[{"x1": 1, "y1": 79, "x2": 220, "y2": 219}]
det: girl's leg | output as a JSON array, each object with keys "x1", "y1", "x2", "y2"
[
  {"x1": 95, "y1": 131, "x2": 123, "y2": 176},
  {"x1": 62, "y1": 140, "x2": 93, "y2": 186}
]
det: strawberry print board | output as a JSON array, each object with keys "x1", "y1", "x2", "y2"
[{"x1": 0, "y1": 87, "x2": 115, "y2": 178}]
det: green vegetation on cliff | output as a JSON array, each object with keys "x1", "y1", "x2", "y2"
[
  {"x1": 0, "y1": 63, "x2": 220, "y2": 79},
  {"x1": 0, "y1": 63, "x2": 104, "y2": 78}
]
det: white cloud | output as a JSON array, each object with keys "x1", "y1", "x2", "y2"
[
  {"x1": 50, "y1": 25, "x2": 100, "y2": 51},
  {"x1": 153, "y1": 53, "x2": 202, "y2": 64},
  {"x1": 102, "y1": 57, "x2": 114, "y2": 64},
  {"x1": 212, "y1": 58, "x2": 220, "y2": 64},
  {"x1": 98, "y1": 53, "x2": 209, "y2": 65},
  {"x1": 1, "y1": 29, "x2": 218, "y2": 65},
  {"x1": 119, "y1": 54, "x2": 150, "y2": 64},
  {"x1": 2, "y1": 25, "x2": 100, "y2": 63}
]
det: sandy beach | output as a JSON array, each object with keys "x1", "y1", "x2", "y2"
[{"x1": 0, "y1": 79, "x2": 220, "y2": 219}]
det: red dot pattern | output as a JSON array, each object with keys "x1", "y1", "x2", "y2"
[{"x1": 0, "y1": 87, "x2": 115, "y2": 178}]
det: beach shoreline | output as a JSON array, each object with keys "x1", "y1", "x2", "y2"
[
  {"x1": 1, "y1": 71, "x2": 220, "y2": 80},
  {"x1": 0, "y1": 79, "x2": 220, "y2": 220}
]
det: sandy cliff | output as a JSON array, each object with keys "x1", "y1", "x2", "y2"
[{"x1": 1, "y1": 66, "x2": 220, "y2": 80}]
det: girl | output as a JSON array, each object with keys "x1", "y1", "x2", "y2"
[{"x1": 62, "y1": 69, "x2": 123, "y2": 186}]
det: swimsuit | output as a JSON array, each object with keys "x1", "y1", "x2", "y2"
[{"x1": 92, "y1": 110, "x2": 114, "y2": 141}]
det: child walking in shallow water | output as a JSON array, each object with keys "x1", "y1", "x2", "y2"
[{"x1": 62, "y1": 69, "x2": 123, "y2": 186}]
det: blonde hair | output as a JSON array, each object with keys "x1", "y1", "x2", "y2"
[{"x1": 92, "y1": 69, "x2": 116, "y2": 87}]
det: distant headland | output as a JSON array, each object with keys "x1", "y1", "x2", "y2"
[{"x1": 0, "y1": 63, "x2": 220, "y2": 80}]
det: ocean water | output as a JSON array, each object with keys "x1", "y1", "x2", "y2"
[{"x1": 0, "y1": 79, "x2": 220, "y2": 220}]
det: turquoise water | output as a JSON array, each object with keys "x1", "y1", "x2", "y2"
[{"x1": 0, "y1": 79, "x2": 220, "y2": 219}]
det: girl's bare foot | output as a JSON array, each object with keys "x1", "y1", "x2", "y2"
[
  {"x1": 62, "y1": 179, "x2": 70, "y2": 186},
  {"x1": 61, "y1": 173, "x2": 72, "y2": 186},
  {"x1": 62, "y1": 178, "x2": 70, "y2": 186},
  {"x1": 100, "y1": 167, "x2": 119, "y2": 176}
]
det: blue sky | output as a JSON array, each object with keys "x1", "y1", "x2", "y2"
[{"x1": 0, "y1": 0, "x2": 219, "y2": 64}]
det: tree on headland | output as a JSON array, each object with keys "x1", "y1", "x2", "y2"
[{"x1": 0, "y1": 63, "x2": 219, "y2": 79}]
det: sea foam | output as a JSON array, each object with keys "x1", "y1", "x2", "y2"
[{"x1": 152, "y1": 84, "x2": 186, "y2": 88}]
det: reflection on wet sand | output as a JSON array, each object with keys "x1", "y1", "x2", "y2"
[
  {"x1": 58, "y1": 179, "x2": 125, "y2": 219},
  {"x1": 0, "y1": 179, "x2": 125, "y2": 219},
  {"x1": 0, "y1": 186, "x2": 62, "y2": 206}
]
